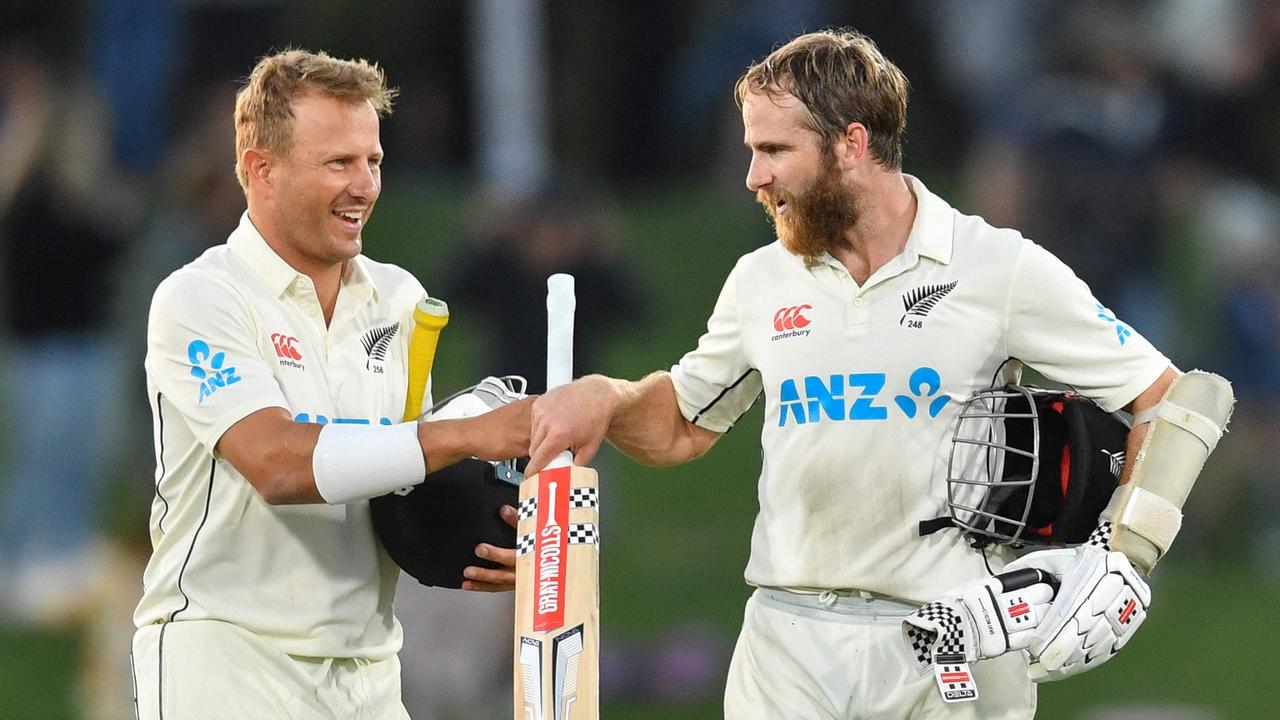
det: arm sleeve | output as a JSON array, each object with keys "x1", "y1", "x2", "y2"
[
  {"x1": 1007, "y1": 242, "x2": 1170, "y2": 412},
  {"x1": 144, "y1": 270, "x2": 291, "y2": 451},
  {"x1": 668, "y1": 262, "x2": 762, "y2": 433}
]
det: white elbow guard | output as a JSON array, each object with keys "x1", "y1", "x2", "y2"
[
  {"x1": 1102, "y1": 370, "x2": 1234, "y2": 573},
  {"x1": 312, "y1": 422, "x2": 426, "y2": 504}
]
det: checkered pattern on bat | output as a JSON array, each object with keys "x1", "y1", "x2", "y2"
[
  {"x1": 570, "y1": 487, "x2": 598, "y2": 509},
  {"x1": 567, "y1": 523, "x2": 599, "y2": 547},
  {"x1": 906, "y1": 602, "x2": 966, "y2": 670},
  {"x1": 515, "y1": 524, "x2": 600, "y2": 556},
  {"x1": 517, "y1": 532, "x2": 536, "y2": 556},
  {"x1": 515, "y1": 488, "x2": 599, "y2": 521},
  {"x1": 1086, "y1": 521, "x2": 1113, "y2": 549}
]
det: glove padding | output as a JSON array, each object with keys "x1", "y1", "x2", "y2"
[
  {"x1": 903, "y1": 568, "x2": 1059, "y2": 668},
  {"x1": 1003, "y1": 543, "x2": 1151, "y2": 682}
]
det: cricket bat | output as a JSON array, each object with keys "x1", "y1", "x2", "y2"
[
  {"x1": 402, "y1": 297, "x2": 450, "y2": 422},
  {"x1": 514, "y1": 274, "x2": 600, "y2": 720}
]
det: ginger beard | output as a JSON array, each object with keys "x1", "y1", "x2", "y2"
[{"x1": 757, "y1": 151, "x2": 860, "y2": 260}]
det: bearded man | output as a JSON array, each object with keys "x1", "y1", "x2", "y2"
[{"x1": 525, "y1": 29, "x2": 1185, "y2": 720}]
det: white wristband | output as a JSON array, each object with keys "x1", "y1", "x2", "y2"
[{"x1": 312, "y1": 422, "x2": 426, "y2": 504}]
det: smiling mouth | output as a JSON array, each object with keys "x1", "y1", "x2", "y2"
[{"x1": 333, "y1": 209, "x2": 364, "y2": 228}]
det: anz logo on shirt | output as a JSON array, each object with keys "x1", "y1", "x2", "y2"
[
  {"x1": 778, "y1": 366, "x2": 951, "y2": 427},
  {"x1": 188, "y1": 339, "x2": 242, "y2": 405},
  {"x1": 293, "y1": 413, "x2": 395, "y2": 426},
  {"x1": 1095, "y1": 304, "x2": 1133, "y2": 346}
]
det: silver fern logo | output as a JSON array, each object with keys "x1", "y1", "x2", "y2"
[
  {"x1": 900, "y1": 281, "x2": 957, "y2": 326},
  {"x1": 360, "y1": 322, "x2": 399, "y2": 373},
  {"x1": 1101, "y1": 449, "x2": 1125, "y2": 478}
]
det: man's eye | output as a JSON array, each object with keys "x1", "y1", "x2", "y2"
[{"x1": 328, "y1": 159, "x2": 346, "y2": 169}]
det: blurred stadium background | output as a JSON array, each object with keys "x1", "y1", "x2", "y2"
[{"x1": 1, "y1": 0, "x2": 1278, "y2": 718}]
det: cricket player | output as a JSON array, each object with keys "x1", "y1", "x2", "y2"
[
  {"x1": 527, "y1": 30, "x2": 1193, "y2": 719},
  {"x1": 131, "y1": 50, "x2": 529, "y2": 719}
]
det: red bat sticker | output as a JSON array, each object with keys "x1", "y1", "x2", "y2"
[{"x1": 533, "y1": 467, "x2": 571, "y2": 631}]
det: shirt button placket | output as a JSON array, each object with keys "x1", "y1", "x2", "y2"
[{"x1": 849, "y1": 293, "x2": 870, "y2": 328}]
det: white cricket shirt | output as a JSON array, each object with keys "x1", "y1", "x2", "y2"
[
  {"x1": 670, "y1": 176, "x2": 1169, "y2": 603},
  {"x1": 135, "y1": 213, "x2": 427, "y2": 659}
]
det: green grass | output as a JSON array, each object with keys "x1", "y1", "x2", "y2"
[
  {"x1": 0, "y1": 627, "x2": 81, "y2": 719},
  {"x1": 1036, "y1": 563, "x2": 1279, "y2": 719},
  {"x1": 3, "y1": 179, "x2": 1274, "y2": 719}
]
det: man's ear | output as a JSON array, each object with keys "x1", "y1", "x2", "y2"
[
  {"x1": 243, "y1": 147, "x2": 274, "y2": 190},
  {"x1": 834, "y1": 122, "x2": 869, "y2": 171}
]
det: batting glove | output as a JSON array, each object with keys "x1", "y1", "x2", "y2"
[
  {"x1": 903, "y1": 567, "x2": 1059, "y2": 666},
  {"x1": 424, "y1": 376, "x2": 527, "y2": 421},
  {"x1": 1004, "y1": 533, "x2": 1150, "y2": 682}
]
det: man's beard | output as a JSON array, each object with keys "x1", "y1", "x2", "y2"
[{"x1": 757, "y1": 157, "x2": 859, "y2": 260}]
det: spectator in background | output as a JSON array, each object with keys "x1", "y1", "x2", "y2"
[
  {"x1": 965, "y1": 3, "x2": 1176, "y2": 350},
  {"x1": 444, "y1": 190, "x2": 646, "y2": 391},
  {"x1": 0, "y1": 39, "x2": 138, "y2": 624},
  {"x1": 117, "y1": 83, "x2": 246, "y2": 354}
]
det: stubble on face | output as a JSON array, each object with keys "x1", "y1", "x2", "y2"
[{"x1": 757, "y1": 150, "x2": 860, "y2": 261}]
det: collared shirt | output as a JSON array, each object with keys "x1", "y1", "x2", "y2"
[
  {"x1": 669, "y1": 175, "x2": 1169, "y2": 603},
  {"x1": 135, "y1": 212, "x2": 429, "y2": 659}
]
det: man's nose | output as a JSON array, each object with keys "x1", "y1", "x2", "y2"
[
  {"x1": 745, "y1": 155, "x2": 771, "y2": 192},
  {"x1": 349, "y1": 162, "x2": 380, "y2": 199}
]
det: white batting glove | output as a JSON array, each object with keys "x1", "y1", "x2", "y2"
[
  {"x1": 424, "y1": 376, "x2": 527, "y2": 421},
  {"x1": 903, "y1": 568, "x2": 1059, "y2": 704},
  {"x1": 1003, "y1": 525, "x2": 1151, "y2": 682},
  {"x1": 903, "y1": 567, "x2": 1059, "y2": 665}
]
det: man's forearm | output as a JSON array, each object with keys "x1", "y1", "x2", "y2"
[
  {"x1": 603, "y1": 372, "x2": 719, "y2": 466},
  {"x1": 1118, "y1": 366, "x2": 1179, "y2": 485}
]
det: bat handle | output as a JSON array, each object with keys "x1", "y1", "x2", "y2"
[
  {"x1": 403, "y1": 298, "x2": 450, "y2": 422},
  {"x1": 546, "y1": 274, "x2": 575, "y2": 469}
]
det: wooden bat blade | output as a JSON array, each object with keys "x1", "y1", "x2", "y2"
[{"x1": 514, "y1": 464, "x2": 599, "y2": 720}]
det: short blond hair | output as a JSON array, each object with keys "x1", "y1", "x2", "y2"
[
  {"x1": 735, "y1": 29, "x2": 909, "y2": 170},
  {"x1": 234, "y1": 49, "x2": 397, "y2": 190}
]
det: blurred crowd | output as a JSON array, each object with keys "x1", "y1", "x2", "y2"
[{"x1": 0, "y1": 1, "x2": 1277, "y2": 718}]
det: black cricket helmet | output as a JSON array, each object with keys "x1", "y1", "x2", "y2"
[
  {"x1": 370, "y1": 458, "x2": 517, "y2": 588},
  {"x1": 943, "y1": 385, "x2": 1130, "y2": 547}
]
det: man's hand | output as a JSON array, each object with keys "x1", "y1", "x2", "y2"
[
  {"x1": 461, "y1": 504, "x2": 518, "y2": 592},
  {"x1": 527, "y1": 376, "x2": 622, "y2": 474},
  {"x1": 1005, "y1": 544, "x2": 1151, "y2": 682},
  {"x1": 903, "y1": 568, "x2": 1059, "y2": 667},
  {"x1": 421, "y1": 396, "x2": 535, "y2": 472}
]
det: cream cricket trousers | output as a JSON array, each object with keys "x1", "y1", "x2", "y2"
[
  {"x1": 724, "y1": 588, "x2": 1037, "y2": 720},
  {"x1": 131, "y1": 620, "x2": 411, "y2": 720}
]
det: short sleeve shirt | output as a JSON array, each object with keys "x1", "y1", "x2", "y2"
[
  {"x1": 135, "y1": 213, "x2": 429, "y2": 659},
  {"x1": 669, "y1": 176, "x2": 1169, "y2": 602}
]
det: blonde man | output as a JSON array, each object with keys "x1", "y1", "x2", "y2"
[
  {"x1": 131, "y1": 50, "x2": 529, "y2": 719},
  {"x1": 528, "y1": 30, "x2": 1184, "y2": 719}
]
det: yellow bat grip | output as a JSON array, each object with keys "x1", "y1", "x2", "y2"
[{"x1": 403, "y1": 297, "x2": 450, "y2": 421}]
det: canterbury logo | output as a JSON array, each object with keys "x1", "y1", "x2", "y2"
[
  {"x1": 773, "y1": 305, "x2": 812, "y2": 331},
  {"x1": 271, "y1": 333, "x2": 302, "y2": 361},
  {"x1": 360, "y1": 323, "x2": 399, "y2": 367},
  {"x1": 1101, "y1": 449, "x2": 1125, "y2": 478},
  {"x1": 900, "y1": 281, "x2": 957, "y2": 325}
]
